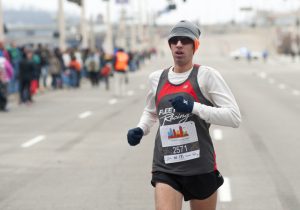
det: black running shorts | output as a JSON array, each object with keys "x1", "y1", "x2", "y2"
[{"x1": 151, "y1": 170, "x2": 224, "y2": 201}]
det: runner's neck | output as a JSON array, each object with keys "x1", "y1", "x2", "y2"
[{"x1": 173, "y1": 63, "x2": 193, "y2": 73}]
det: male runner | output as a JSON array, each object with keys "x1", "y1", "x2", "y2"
[{"x1": 127, "y1": 20, "x2": 241, "y2": 210}]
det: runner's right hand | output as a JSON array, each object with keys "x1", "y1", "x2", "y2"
[{"x1": 127, "y1": 127, "x2": 144, "y2": 146}]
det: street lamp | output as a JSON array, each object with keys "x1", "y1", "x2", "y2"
[{"x1": 103, "y1": 0, "x2": 114, "y2": 54}]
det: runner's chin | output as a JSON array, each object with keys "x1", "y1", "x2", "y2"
[{"x1": 173, "y1": 54, "x2": 187, "y2": 65}]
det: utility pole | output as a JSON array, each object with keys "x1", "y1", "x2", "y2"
[
  {"x1": 0, "y1": 0, "x2": 4, "y2": 41},
  {"x1": 89, "y1": 15, "x2": 96, "y2": 51},
  {"x1": 145, "y1": 0, "x2": 152, "y2": 49},
  {"x1": 103, "y1": 0, "x2": 114, "y2": 54},
  {"x1": 138, "y1": 0, "x2": 143, "y2": 50},
  {"x1": 80, "y1": 0, "x2": 88, "y2": 48},
  {"x1": 58, "y1": 0, "x2": 66, "y2": 51},
  {"x1": 129, "y1": 0, "x2": 137, "y2": 51},
  {"x1": 130, "y1": 20, "x2": 137, "y2": 51},
  {"x1": 148, "y1": 11, "x2": 156, "y2": 49},
  {"x1": 118, "y1": 7, "x2": 127, "y2": 49}
]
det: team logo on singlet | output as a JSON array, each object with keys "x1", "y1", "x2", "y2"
[{"x1": 158, "y1": 107, "x2": 191, "y2": 125}]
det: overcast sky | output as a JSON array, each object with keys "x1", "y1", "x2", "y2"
[{"x1": 2, "y1": 0, "x2": 300, "y2": 24}]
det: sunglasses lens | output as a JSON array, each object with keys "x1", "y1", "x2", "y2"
[
  {"x1": 181, "y1": 37, "x2": 193, "y2": 45},
  {"x1": 169, "y1": 37, "x2": 179, "y2": 45},
  {"x1": 169, "y1": 37, "x2": 193, "y2": 45}
]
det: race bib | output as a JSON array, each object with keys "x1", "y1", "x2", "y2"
[{"x1": 159, "y1": 121, "x2": 200, "y2": 164}]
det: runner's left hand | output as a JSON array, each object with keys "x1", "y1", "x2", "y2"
[{"x1": 169, "y1": 96, "x2": 194, "y2": 113}]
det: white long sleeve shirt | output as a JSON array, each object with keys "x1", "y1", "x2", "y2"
[{"x1": 137, "y1": 65, "x2": 241, "y2": 135}]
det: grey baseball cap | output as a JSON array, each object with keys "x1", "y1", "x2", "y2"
[{"x1": 168, "y1": 20, "x2": 201, "y2": 42}]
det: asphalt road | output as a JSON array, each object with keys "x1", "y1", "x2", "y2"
[{"x1": 0, "y1": 51, "x2": 299, "y2": 210}]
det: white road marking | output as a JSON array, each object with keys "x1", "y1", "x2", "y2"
[
  {"x1": 292, "y1": 89, "x2": 300, "y2": 96},
  {"x1": 258, "y1": 72, "x2": 267, "y2": 79},
  {"x1": 278, "y1": 83, "x2": 286, "y2": 90},
  {"x1": 213, "y1": 129, "x2": 223, "y2": 141},
  {"x1": 127, "y1": 90, "x2": 135, "y2": 96},
  {"x1": 139, "y1": 84, "x2": 146, "y2": 90},
  {"x1": 219, "y1": 177, "x2": 232, "y2": 202},
  {"x1": 78, "y1": 111, "x2": 92, "y2": 119},
  {"x1": 109, "y1": 98, "x2": 118, "y2": 105},
  {"x1": 22, "y1": 135, "x2": 46, "y2": 148}
]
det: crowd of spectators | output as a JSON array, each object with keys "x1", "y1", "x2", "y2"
[{"x1": 0, "y1": 40, "x2": 157, "y2": 112}]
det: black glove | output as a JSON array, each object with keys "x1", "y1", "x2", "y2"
[
  {"x1": 169, "y1": 96, "x2": 194, "y2": 113},
  {"x1": 127, "y1": 127, "x2": 144, "y2": 146}
]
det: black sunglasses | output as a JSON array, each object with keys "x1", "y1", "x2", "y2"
[{"x1": 168, "y1": 36, "x2": 194, "y2": 45}]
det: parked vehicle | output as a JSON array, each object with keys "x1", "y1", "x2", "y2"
[{"x1": 230, "y1": 47, "x2": 262, "y2": 60}]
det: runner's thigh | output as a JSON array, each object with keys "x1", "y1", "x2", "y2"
[{"x1": 155, "y1": 183, "x2": 183, "y2": 210}]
